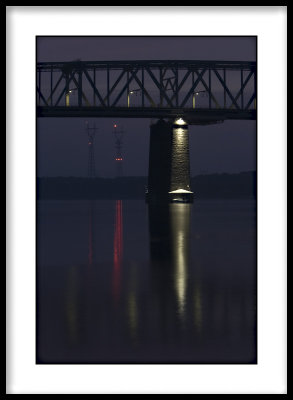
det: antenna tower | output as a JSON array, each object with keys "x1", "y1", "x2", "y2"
[
  {"x1": 113, "y1": 124, "x2": 124, "y2": 177},
  {"x1": 85, "y1": 121, "x2": 98, "y2": 178}
]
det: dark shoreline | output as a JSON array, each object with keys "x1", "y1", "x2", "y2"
[{"x1": 36, "y1": 171, "x2": 256, "y2": 200}]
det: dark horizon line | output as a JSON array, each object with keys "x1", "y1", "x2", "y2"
[{"x1": 37, "y1": 170, "x2": 256, "y2": 179}]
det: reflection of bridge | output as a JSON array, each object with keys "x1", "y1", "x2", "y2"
[{"x1": 37, "y1": 60, "x2": 256, "y2": 123}]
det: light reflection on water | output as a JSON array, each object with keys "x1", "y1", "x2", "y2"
[
  {"x1": 112, "y1": 200, "x2": 123, "y2": 304},
  {"x1": 36, "y1": 199, "x2": 256, "y2": 363},
  {"x1": 170, "y1": 204, "x2": 191, "y2": 322}
]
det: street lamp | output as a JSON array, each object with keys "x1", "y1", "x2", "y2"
[
  {"x1": 192, "y1": 90, "x2": 207, "y2": 109},
  {"x1": 127, "y1": 90, "x2": 134, "y2": 107},
  {"x1": 65, "y1": 88, "x2": 77, "y2": 106},
  {"x1": 127, "y1": 88, "x2": 141, "y2": 107}
]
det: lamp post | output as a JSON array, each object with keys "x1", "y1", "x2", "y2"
[
  {"x1": 127, "y1": 88, "x2": 141, "y2": 107},
  {"x1": 65, "y1": 88, "x2": 77, "y2": 106},
  {"x1": 192, "y1": 92, "x2": 199, "y2": 109},
  {"x1": 127, "y1": 90, "x2": 134, "y2": 108},
  {"x1": 192, "y1": 90, "x2": 207, "y2": 109}
]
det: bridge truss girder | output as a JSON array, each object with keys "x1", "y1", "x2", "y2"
[{"x1": 36, "y1": 60, "x2": 256, "y2": 119}]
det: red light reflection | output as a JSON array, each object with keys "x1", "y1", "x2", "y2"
[{"x1": 112, "y1": 200, "x2": 123, "y2": 303}]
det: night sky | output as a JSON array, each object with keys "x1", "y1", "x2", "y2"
[{"x1": 37, "y1": 36, "x2": 256, "y2": 178}]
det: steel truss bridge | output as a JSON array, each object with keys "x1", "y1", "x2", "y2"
[{"x1": 37, "y1": 60, "x2": 256, "y2": 124}]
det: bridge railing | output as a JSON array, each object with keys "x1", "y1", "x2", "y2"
[{"x1": 36, "y1": 60, "x2": 256, "y2": 112}]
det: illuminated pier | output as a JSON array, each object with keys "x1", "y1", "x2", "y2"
[{"x1": 147, "y1": 118, "x2": 193, "y2": 203}]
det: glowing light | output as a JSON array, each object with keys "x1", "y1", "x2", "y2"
[
  {"x1": 114, "y1": 124, "x2": 117, "y2": 128},
  {"x1": 169, "y1": 189, "x2": 193, "y2": 194},
  {"x1": 174, "y1": 117, "x2": 187, "y2": 125}
]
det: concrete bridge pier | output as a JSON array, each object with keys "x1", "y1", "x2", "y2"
[{"x1": 146, "y1": 118, "x2": 194, "y2": 204}]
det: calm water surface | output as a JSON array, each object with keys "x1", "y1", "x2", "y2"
[{"x1": 36, "y1": 199, "x2": 257, "y2": 363}]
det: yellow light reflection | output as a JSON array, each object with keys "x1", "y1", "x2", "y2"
[
  {"x1": 194, "y1": 284, "x2": 202, "y2": 334},
  {"x1": 65, "y1": 265, "x2": 79, "y2": 345},
  {"x1": 174, "y1": 127, "x2": 186, "y2": 140},
  {"x1": 128, "y1": 291, "x2": 138, "y2": 343},
  {"x1": 170, "y1": 204, "x2": 191, "y2": 321},
  {"x1": 176, "y1": 230, "x2": 186, "y2": 316}
]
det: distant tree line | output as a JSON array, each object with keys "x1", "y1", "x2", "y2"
[{"x1": 36, "y1": 171, "x2": 256, "y2": 200}]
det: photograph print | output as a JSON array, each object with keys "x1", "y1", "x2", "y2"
[{"x1": 36, "y1": 36, "x2": 257, "y2": 364}]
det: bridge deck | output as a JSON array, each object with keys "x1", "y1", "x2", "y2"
[{"x1": 37, "y1": 106, "x2": 256, "y2": 124}]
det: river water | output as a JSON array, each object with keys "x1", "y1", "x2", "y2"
[{"x1": 36, "y1": 199, "x2": 257, "y2": 364}]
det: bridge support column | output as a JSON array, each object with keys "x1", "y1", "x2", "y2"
[{"x1": 146, "y1": 118, "x2": 193, "y2": 203}]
